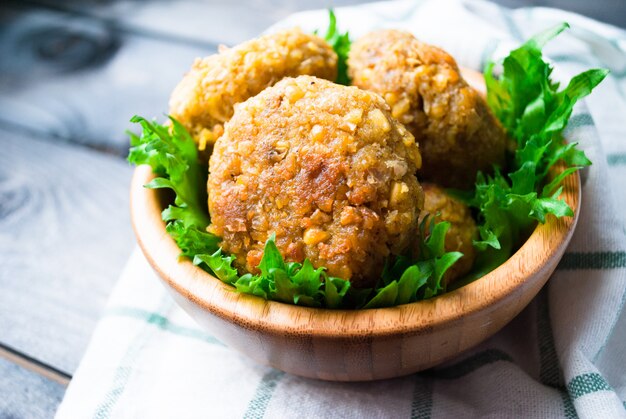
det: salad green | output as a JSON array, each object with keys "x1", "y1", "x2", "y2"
[
  {"x1": 128, "y1": 116, "x2": 459, "y2": 308},
  {"x1": 460, "y1": 22, "x2": 608, "y2": 280},
  {"x1": 321, "y1": 10, "x2": 352, "y2": 85},
  {"x1": 128, "y1": 116, "x2": 219, "y2": 257},
  {"x1": 128, "y1": 16, "x2": 607, "y2": 309}
]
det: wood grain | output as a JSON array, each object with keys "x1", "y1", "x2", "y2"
[
  {"x1": 0, "y1": 128, "x2": 134, "y2": 374},
  {"x1": 132, "y1": 162, "x2": 580, "y2": 381},
  {"x1": 0, "y1": 3, "x2": 216, "y2": 155},
  {"x1": 1, "y1": 0, "x2": 616, "y2": 411},
  {"x1": 130, "y1": 68, "x2": 581, "y2": 380},
  {"x1": 13, "y1": 0, "x2": 384, "y2": 47},
  {"x1": 0, "y1": 0, "x2": 382, "y2": 156}
]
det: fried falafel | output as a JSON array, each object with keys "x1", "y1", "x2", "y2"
[
  {"x1": 169, "y1": 28, "x2": 338, "y2": 156},
  {"x1": 348, "y1": 29, "x2": 507, "y2": 189},
  {"x1": 208, "y1": 76, "x2": 424, "y2": 288}
]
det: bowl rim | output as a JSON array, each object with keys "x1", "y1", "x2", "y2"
[
  {"x1": 130, "y1": 164, "x2": 580, "y2": 340},
  {"x1": 129, "y1": 69, "x2": 581, "y2": 339}
]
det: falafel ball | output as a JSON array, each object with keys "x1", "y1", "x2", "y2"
[
  {"x1": 348, "y1": 30, "x2": 507, "y2": 189},
  {"x1": 169, "y1": 28, "x2": 338, "y2": 156},
  {"x1": 208, "y1": 75, "x2": 424, "y2": 288},
  {"x1": 415, "y1": 183, "x2": 477, "y2": 285}
]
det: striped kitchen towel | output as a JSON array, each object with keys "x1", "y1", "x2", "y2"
[{"x1": 56, "y1": 0, "x2": 626, "y2": 417}]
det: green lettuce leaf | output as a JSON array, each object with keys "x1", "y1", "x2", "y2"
[
  {"x1": 466, "y1": 22, "x2": 608, "y2": 275},
  {"x1": 129, "y1": 115, "x2": 462, "y2": 308},
  {"x1": 321, "y1": 10, "x2": 351, "y2": 85},
  {"x1": 128, "y1": 21, "x2": 607, "y2": 310},
  {"x1": 194, "y1": 236, "x2": 337, "y2": 308},
  {"x1": 364, "y1": 218, "x2": 463, "y2": 309},
  {"x1": 128, "y1": 116, "x2": 220, "y2": 256}
]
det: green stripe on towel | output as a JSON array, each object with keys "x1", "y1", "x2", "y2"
[
  {"x1": 536, "y1": 289, "x2": 577, "y2": 417},
  {"x1": 93, "y1": 299, "x2": 173, "y2": 419},
  {"x1": 567, "y1": 373, "x2": 613, "y2": 399},
  {"x1": 411, "y1": 376, "x2": 433, "y2": 419},
  {"x1": 243, "y1": 370, "x2": 285, "y2": 419},
  {"x1": 561, "y1": 391, "x2": 579, "y2": 419},
  {"x1": 551, "y1": 54, "x2": 594, "y2": 66},
  {"x1": 608, "y1": 153, "x2": 626, "y2": 166},
  {"x1": 568, "y1": 113, "x2": 594, "y2": 128},
  {"x1": 537, "y1": 289, "x2": 564, "y2": 388},
  {"x1": 559, "y1": 252, "x2": 626, "y2": 270},
  {"x1": 105, "y1": 306, "x2": 223, "y2": 346}
]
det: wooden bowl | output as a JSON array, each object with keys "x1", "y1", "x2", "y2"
[{"x1": 130, "y1": 71, "x2": 580, "y2": 382}]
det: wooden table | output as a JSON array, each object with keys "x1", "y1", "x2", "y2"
[{"x1": 1, "y1": 0, "x2": 623, "y2": 417}]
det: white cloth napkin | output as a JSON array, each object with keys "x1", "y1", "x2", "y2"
[{"x1": 56, "y1": 0, "x2": 626, "y2": 417}]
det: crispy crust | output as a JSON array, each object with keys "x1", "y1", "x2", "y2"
[
  {"x1": 169, "y1": 28, "x2": 338, "y2": 157},
  {"x1": 348, "y1": 29, "x2": 506, "y2": 189},
  {"x1": 208, "y1": 76, "x2": 423, "y2": 288}
]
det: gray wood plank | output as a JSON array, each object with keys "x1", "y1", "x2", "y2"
[
  {"x1": 1, "y1": 0, "x2": 624, "y2": 155},
  {"x1": 13, "y1": 0, "x2": 382, "y2": 46},
  {"x1": 1, "y1": 0, "x2": 623, "y2": 414},
  {"x1": 14, "y1": 0, "x2": 626, "y2": 39},
  {"x1": 0, "y1": 1, "x2": 385, "y2": 154},
  {"x1": 0, "y1": 5, "x2": 217, "y2": 155},
  {"x1": 0, "y1": 128, "x2": 134, "y2": 374},
  {"x1": 0, "y1": 358, "x2": 65, "y2": 419},
  {"x1": 0, "y1": 342, "x2": 70, "y2": 386}
]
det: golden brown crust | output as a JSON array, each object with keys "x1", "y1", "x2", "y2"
[
  {"x1": 416, "y1": 183, "x2": 477, "y2": 285},
  {"x1": 348, "y1": 29, "x2": 506, "y2": 189},
  {"x1": 208, "y1": 76, "x2": 423, "y2": 288},
  {"x1": 169, "y1": 28, "x2": 338, "y2": 157}
]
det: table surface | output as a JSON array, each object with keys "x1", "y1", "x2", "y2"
[{"x1": 1, "y1": 0, "x2": 624, "y2": 417}]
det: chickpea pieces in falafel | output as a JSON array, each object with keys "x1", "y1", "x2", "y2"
[
  {"x1": 169, "y1": 28, "x2": 338, "y2": 157},
  {"x1": 208, "y1": 76, "x2": 424, "y2": 288},
  {"x1": 349, "y1": 29, "x2": 507, "y2": 189}
]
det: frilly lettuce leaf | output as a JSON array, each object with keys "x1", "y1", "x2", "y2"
[
  {"x1": 128, "y1": 116, "x2": 219, "y2": 257},
  {"x1": 129, "y1": 116, "x2": 461, "y2": 309},
  {"x1": 462, "y1": 22, "x2": 608, "y2": 278},
  {"x1": 193, "y1": 236, "x2": 349, "y2": 308},
  {"x1": 127, "y1": 19, "x2": 607, "y2": 309},
  {"x1": 321, "y1": 10, "x2": 351, "y2": 85},
  {"x1": 365, "y1": 218, "x2": 463, "y2": 309}
]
